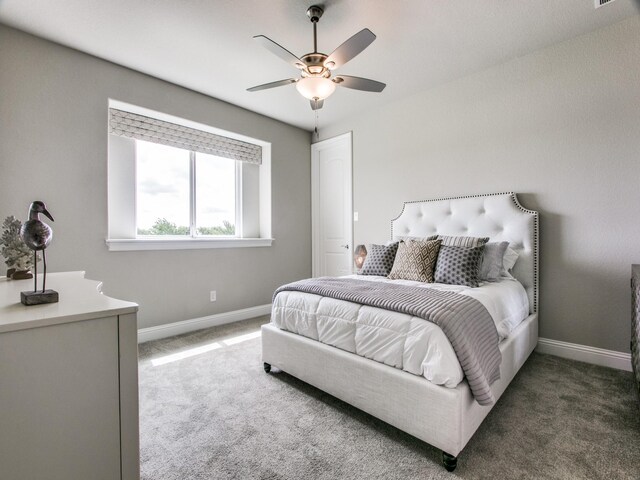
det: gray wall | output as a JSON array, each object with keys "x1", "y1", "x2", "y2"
[
  {"x1": 319, "y1": 17, "x2": 640, "y2": 353},
  {"x1": 0, "y1": 25, "x2": 312, "y2": 329}
]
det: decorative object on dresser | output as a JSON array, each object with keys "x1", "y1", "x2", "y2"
[
  {"x1": 19, "y1": 201, "x2": 58, "y2": 305},
  {"x1": 263, "y1": 192, "x2": 538, "y2": 472},
  {"x1": 0, "y1": 215, "x2": 38, "y2": 280},
  {"x1": 632, "y1": 265, "x2": 640, "y2": 401},
  {"x1": 0, "y1": 272, "x2": 139, "y2": 480}
]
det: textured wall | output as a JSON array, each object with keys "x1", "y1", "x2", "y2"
[
  {"x1": 319, "y1": 17, "x2": 640, "y2": 353},
  {"x1": 0, "y1": 25, "x2": 312, "y2": 329}
]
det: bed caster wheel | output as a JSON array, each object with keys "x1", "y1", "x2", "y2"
[
  {"x1": 442, "y1": 451, "x2": 457, "y2": 472},
  {"x1": 263, "y1": 362, "x2": 271, "y2": 373}
]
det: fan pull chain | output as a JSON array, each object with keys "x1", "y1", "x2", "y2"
[{"x1": 314, "y1": 109, "x2": 319, "y2": 140}]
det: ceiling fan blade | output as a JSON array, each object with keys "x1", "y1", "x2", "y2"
[
  {"x1": 325, "y1": 29, "x2": 376, "y2": 70},
  {"x1": 333, "y1": 75, "x2": 386, "y2": 92},
  {"x1": 310, "y1": 99, "x2": 324, "y2": 111},
  {"x1": 254, "y1": 35, "x2": 303, "y2": 69},
  {"x1": 247, "y1": 79, "x2": 297, "y2": 92}
]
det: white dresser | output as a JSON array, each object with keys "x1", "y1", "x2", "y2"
[{"x1": 0, "y1": 271, "x2": 139, "y2": 480}]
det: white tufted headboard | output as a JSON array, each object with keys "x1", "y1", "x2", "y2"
[{"x1": 391, "y1": 192, "x2": 539, "y2": 314}]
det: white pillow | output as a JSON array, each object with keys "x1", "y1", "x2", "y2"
[{"x1": 500, "y1": 247, "x2": 520, "y2": 278}]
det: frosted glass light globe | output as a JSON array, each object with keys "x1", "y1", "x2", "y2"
[{"x1": 296, "y1": 77, "x2": 336, "y2": 100}]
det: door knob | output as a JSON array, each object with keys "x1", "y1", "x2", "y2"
[{"x1": 341, "y1": 244, "x2": 349, "y2": 249}]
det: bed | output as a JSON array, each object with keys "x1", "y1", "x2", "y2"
[{"x1": 261, "y1": 192, "x2": 539, "y2": 471}]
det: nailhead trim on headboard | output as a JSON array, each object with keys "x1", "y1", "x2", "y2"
[{"x1": 390, "y1": 192, "x2": 539, "y2": 313}]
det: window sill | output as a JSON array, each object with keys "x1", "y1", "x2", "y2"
[{"x1": 106, "y1": 237, "x2": 273, "y2": 251}]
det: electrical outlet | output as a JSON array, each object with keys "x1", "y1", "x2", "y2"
[
  {"x1": 354, "y1": 211, "x2": 359, "y2": 222},
  {"x1": 210, "y1": 290, "x2": 217, "y2": 302}
]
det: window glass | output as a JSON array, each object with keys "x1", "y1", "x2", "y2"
[
  {"x1": 136, "y1": 140, "x2": 190, "y2": 236},
  {"x1": 195, "y1": 152, "x2": 236, "y2": 236}
]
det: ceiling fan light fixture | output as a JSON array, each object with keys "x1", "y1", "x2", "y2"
[
  {"x1": 295, "y1": 76, "x2": 336, "y2": 100},
  {"x1": 248, "y1": 6, "x2": 385, "y2": 111}
]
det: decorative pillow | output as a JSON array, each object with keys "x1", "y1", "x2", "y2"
[
  {"x1": 359, "y1": 242, "x2": 399, "y2": 276},
  {"x1": 500, "y1": 247, "x2": 520, "y2": 278},
  {"x1": 479, "y1": 242, "x2": 509, "y2": 281},
  {"x1": 435, "y1": 235, "x2": 490, "y2": 248},
  {"x1": 434, "y1": 245, "x2": 485, "y2": 287},
  {"x1": 388, "y1": 239, "x2": 441, "y2": 283}
]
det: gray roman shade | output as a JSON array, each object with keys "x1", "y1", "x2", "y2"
[{"x1": 108, "y1": 108, "x2": 262, "y2": 165}]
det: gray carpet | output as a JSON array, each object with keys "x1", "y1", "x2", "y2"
[{"x1": 138, "y1": 317, "x2": 640, "y2": 479}]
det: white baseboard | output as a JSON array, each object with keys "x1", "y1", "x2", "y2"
[
  {"x1": 137, "y1": 304, "x2": 272, "y2": 344},
  {"x1": 536, "y1": 337, "x2": 632, "y2": 372}
]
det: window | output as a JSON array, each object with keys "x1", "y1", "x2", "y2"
[
  {"x1": 136, "y1": 141, "x2": 191, "y2": 236},
  {"x1": 135, "y1": 141, "x2": 238, "y2": 237},
  {"x1": 194, "y1": 152, "x2": 237, "y2": 236},
  {"x1": 106, "y1": 101, "x2": 272, "y2": 251}
]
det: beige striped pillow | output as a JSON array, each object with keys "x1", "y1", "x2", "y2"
[{"x1": 431, "y1": 235, "x2": 490, "y2": 248}]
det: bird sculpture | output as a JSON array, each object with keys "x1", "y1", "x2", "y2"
[{"x1": 20, "y1": 201, "x2": 54, "y2": 296}]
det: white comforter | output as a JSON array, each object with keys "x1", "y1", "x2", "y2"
[{"x1": 271, "y1": 276, "x2": 529, "y2": 388}]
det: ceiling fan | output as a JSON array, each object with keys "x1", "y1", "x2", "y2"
[{"x1": 247, "y1": 5, "x2": 386, "y2": 111}]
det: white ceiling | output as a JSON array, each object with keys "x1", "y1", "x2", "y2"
[{"x1": 0, "y1": 0, "x2": 637, "y2": 131}]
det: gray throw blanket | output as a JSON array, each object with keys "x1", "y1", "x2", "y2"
[{"x1": 274, "y1": 277, "x2": 501, "y2": 405}]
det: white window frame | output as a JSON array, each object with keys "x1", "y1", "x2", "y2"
[{"x1": 106, "y1": 100, "x2": 272, "y2": 251}]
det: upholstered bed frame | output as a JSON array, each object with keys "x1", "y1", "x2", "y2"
[{"x1": 262, "y1": 192, "x2": 539, "y2": 471}]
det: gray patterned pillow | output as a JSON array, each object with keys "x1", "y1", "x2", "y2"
[
  {"x1": 360, "y1": 243, "x2": 399, "y2": 276},
  {"x1": 479, "y1": 242, "x2": 509, "y2": 281},
  {"x1": 436, "y1": 235, "x2": 490, "y2": 247},
  {"x1": 388, "y1": 239, "x2": 441, "y2": 283},
  {"x1": 435, "y1": 245, "x2": 485, "y2": 287}
]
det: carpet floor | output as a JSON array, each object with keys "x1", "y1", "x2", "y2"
[{"x1": 138, "y1": 317, "x2": 640, "y2": 479}]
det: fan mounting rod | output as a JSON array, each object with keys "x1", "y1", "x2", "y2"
[{"x1": 307, "y1": 5, "x2": 323, "y2": 53}]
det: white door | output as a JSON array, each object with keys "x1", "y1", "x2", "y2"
[{"x1": 311, "y1": 132, "x2": 353, "y2": 277}]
